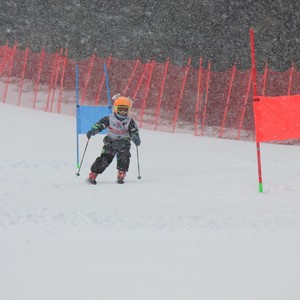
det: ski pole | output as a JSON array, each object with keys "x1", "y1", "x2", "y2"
[
  {"x1": 136, "y1": 145, "x2": 142, "y2": 179},
  {"x1": 76, "y1": 138, "x2": 90, "y2": 176}
]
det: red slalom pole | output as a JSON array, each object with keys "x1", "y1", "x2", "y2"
[{"x1": 250, "y1": 28, "x2": 263, "y2": 193}]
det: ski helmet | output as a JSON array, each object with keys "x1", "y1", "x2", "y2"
[{"x1": 113, "y1": 96, "x2": 131, "y2": 115}]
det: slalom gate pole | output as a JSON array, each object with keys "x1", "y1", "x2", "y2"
[
  {"x1": 76, "y1": 64, "x2": 80, "y2": 168},
  {"x1": 136, "y1": 146, "x2": 142, "y2": 179},
  {"x1": 76, "y1": 138, "x2": 90, "y2": 176},
  {"x1": 250, "y1": 28, "x2": 263, "y2": 193}
]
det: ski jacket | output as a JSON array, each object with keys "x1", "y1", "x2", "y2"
[{"x1": 92, "y1": 113, "x2": 139, "y2": 140}]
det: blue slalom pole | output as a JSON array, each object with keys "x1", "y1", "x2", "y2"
[{"x1": 76, "y1": 64, "x2": 80, "y2": 168}]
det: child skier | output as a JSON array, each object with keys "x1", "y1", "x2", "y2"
[{"x1": 86, "y1": 95, "x2": 141, "y2": 184}]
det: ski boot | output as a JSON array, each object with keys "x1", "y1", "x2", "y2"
[
  {"x1": 87, "y1": 171, "x2": 98, "y2": 185},
  {"x1": 117, "y1": 170, "x2": 126, "y2": 184}
]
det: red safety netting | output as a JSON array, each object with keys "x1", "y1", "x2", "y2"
[{"x1": 1, "y1": 43, "x2": 300, "y2": 142}]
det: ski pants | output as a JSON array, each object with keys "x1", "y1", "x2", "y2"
[{"x1": 91, "y1": 136, "x2": 131, "y2": 174}]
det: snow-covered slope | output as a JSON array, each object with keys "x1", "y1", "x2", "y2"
[{"x1": 1, "y1": 103, "x2": 300, "y2": 300}]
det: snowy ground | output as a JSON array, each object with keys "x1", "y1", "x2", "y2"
[{"x1": 1, "y1": 102, "x2": 300, "y2": 300}]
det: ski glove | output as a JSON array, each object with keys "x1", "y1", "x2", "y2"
[
  {"x1": 131, "y1": 134, "x2": 141, "y2": 146},
  {"x1": 86, "y1": 129, "x2": 97, "y2": 139}
]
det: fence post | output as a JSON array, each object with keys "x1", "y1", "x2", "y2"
[
  {"x1": 172, "y1": 56, "x2": 191, "y2": 133},
  {"x1": 133, "y1": 62, "x2": 149, "y2": 100},
  {"x1": 139, "y1": 59, "x2": 155, "y2": 128},
  {"x1": 262, "y1": 62, "x2": 268, "y2": 96},
  {"x1": 82, "y1": 52, "x2": 95, "y2": 104},
  {"x1": 194, "y1": 57, "x2": 203, "y2": 136},
  {"x1": 94, "y1": 54, "x2": 112, "y2": 105},
  {"x1": 287, "y1": 63, "x2": 294, "y2": 96},
  {"x1": 123, "y1": 58, "x2": 140, "y2": 95},
  {"x1": 45, "y1": 51, "x2": 59, "y2": 111},
  {"x1": 2, "y1": 42, "x2": 17, "y2": 104},
  {"x1": 18, "y1": 46, "x2": 29, "y2": 107},
  {"x1": 50, "y1": 48, "x2": 63, "y2": 112},
  {"x1": 236, "y1": 71, "x2": 252, "y2": 140},
  {"x1": 33, "y1": 48, "x2": 45, "y2": 109},
  {"x1": 0, "y1": 41, "x2": 9, "y2": 76},
  {"x1": 201, "y1": 61, "x2": 211, "y2": 136},
  {"x1": 0, "y1": 43, "x2": 6, "y2": 57},
  {"x1": 219, "y1": 63, "x2": 236, "y2": 138},
  {"x1": 57, "y1": 48, "x2": 68, "y2": 113},
  {"x1": 154, "y1": 57, "x2": 169, "y2": 131}
]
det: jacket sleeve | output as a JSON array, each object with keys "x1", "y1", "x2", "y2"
[
  {"x1": 91, "y1": 116, "x2": 110, "y2": 133},
  {"x1": 128, "y1": 118, "x2": 140, "y2": 137},
  {"x1": 128, "y1": 119, "x2": 141, "y2": 146}
]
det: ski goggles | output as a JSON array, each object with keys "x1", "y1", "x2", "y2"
[{"x1": 116, "y1": 106, "x2": 130, "y2": 113}]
